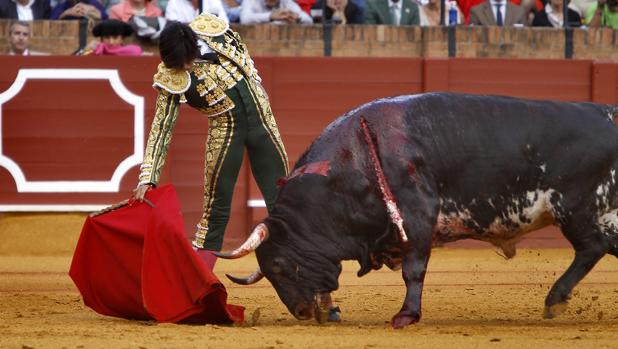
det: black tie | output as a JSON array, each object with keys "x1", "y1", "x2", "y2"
[{"x1": 495, "y1": 3, "x2": 503, "y2": 26}]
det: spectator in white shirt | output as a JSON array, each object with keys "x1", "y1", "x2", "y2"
[
  {"x1": 222, "y1": 0, "x2": 241, "y2": 21},
  {"x1": 0, "y1": 0, "x2": 51, "y2": 20},
  {"x1": 240, "y1": 0, "x2": 313, "y2": 24},
  {"x1": 165, "y1": 0, "x2": 228, "y2": 23}
]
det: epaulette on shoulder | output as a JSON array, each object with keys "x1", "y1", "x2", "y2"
[
  {"x1": 189, "y1": 13, "x2": 229, "y2": 37},
  {"x1": 152, "y1": 63, "x2": 191, "y2": 94}
]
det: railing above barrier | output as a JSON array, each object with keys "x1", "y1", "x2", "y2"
[{"x1": 2, "y1": 20, "x2": 618, "y2": 61}]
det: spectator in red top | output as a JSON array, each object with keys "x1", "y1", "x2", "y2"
[
  {"x1": 296, "y1": 0, "x2": 314, "y2": 14},
  {"x1": 456, "y1": 0, "x2": 484, "y2": 23},
  {"x1": 110, "y1": 0, "x2": 162, "y2": 22}
]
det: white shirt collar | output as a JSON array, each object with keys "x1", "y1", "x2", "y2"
[
  {"x1": 11, "y1": 0, "x2": 35, "y2": 7},
  {"x1": 13, "y1": 0, "x2": 35, "y2": 20},
  {"x1": 389, "y1": 0, "x2": 402, "y2": 9},
  {"x1": 9, "y1": 49, "x2": 29, "y2": 55},
  {"x1": 489, "y1": 0, "x2": 505, "y2": 7},
  {"x1": 545, "y1": 3, "x2": 562, "y2": 26}
]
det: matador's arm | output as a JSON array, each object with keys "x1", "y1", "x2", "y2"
[{"x1": 138, "y1": 90, "x2": 181, "y2": 186}]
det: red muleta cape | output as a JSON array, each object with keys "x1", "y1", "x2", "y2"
[{"x1": 69, "y1": 184, "x2": 244, "y2": 324}]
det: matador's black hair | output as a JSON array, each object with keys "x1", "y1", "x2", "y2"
[{"x1": 158, "y1": 21, "x2": 199, "y2": 70}]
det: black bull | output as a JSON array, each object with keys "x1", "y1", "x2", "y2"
[{"x1": 216, "y1": 92, "x2": 618, "y2": 328}]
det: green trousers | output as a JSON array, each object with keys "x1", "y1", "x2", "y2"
[{"x1": 193, "y1": 78, "x2": 288, "y2": 251}]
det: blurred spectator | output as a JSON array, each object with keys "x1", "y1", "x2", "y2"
[
  {"x1": 314, "y1": 0, "x2": 361, "y2": 23},
  {"x1": 532, "y1": 0, "x2": 581, "y2": 26},
  {"x1": 586, "y1": 0, "x2": 618, "y2": 28},
  {"x1": 568, "y1": 0, "x2": 596, "y2": 18},
  {"x1": 82, "y1": 19, "x2": 143, "y2": 55},
  {"x1": 110, "y1": 0, "x2": 162, "y2": 21},
  {"x1": 165, "y1": 0, "x2": 228, "y2": 23},
  {"x1": 511, "y1": 0, "x2": 541, "y2": 23},
  {"x1": 455, "y1": 0, "x2": 483, "y2": 23},
  {"x1": 51, "y1": 0, "x2": 107, "y2": 19},
  {"x1": 240, "y1": 0, "x2": 313, "y2": 24},
  {"x1": 6, "y1": 21, "x2": 46, "y2": 55},
  {"x1": 469, "y1": 0, "x2": 527, "y2": 25},
  {"x1": 129, "y1": 14, "x2": 167, "y2": 41},
  {"x1": 222, "y1": 0, "x2": 241, "y2": 21},
  {"x1": 350, "y1": 0, "x2": 364, "y2": 19},
  {"x1": 296, "y1": 0, "x2": 314, "y2": 14},
  {"x1": 419, "y1": 0, "x2": 462, "y2": 25},
  {"x1": 363, "y1": 0, "x2": 420, "y2": 25},
  {"x1": 0, "y1": 0, "x2": 51, "y2": 20}
]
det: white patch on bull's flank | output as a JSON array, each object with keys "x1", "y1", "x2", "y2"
[
  {"x1": 595, "y1": 169, "x2": 616, "y2": 211},
  {"x1": 436, "y1": 198, "x2": 477, "y2": 238},
  {"x1": 598, "y1": 209, "x2": 618, "y2": 238},
  {"x1": 436, "y1": 189, "x2": 560, "y2": 241},
  {"x1": 539, "y1": 164, "x2": 546, "y2": 173},
  {"x1": 487, "y1": 189, "x2": 558, "y2": 233}
]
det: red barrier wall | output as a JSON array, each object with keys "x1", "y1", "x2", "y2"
[{"x1": 1, "y1": 56, "x2": 617, "y2": 248}]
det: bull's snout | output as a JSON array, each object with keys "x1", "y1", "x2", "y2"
[{"x1": 293, "y1": 304, "x2": 313, "y2": 320}]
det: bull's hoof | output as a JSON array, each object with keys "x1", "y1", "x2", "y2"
[
  {"x1": 543, "y1": 302, "x2": 568, "y2": 319},
  {"x1": 391, "y1": 313, "x2": 420, "y2": 329}
]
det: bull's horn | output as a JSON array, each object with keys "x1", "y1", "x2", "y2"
[
  {"x1": 225, "y1": 268, "x2": 264, "y2": 285},
  {"x1": 214, "y1": 223, "x2": 269, "y2": 259}
]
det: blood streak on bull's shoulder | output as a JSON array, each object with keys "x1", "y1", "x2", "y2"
[
  {"x1": 278, "y1": 161, "x2": 332, "y2": 186},
  {"x1": 359, "y1": 116, "x2": 408, "y2": 243}
]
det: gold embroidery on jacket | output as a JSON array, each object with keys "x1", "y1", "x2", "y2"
[
  {"x1": 152, "y1": 63, "x2": 191, "y2": 94},
  {"x1": 191, "y1": 61, "x2": 238, "y2": 116},
  {"x1": 189, "y1": 13, "x2": 229, "y2": 37},
  {"x1": 139, "y1": 91, "x2": 180, "y2": 185},
  {"x1": 196, "y1": 98, "x2": 235, "y2": 117}
]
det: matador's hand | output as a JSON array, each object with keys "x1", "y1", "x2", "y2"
[{"x1": 133, "y1": 184, "x2": 152, "y2": 202}]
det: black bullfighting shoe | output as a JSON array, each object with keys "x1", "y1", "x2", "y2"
[{"x1": 328, "y1": 306, "x2": 341, "y2": 322}]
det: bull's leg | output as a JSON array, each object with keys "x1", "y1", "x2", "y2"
[
  {"x1": 392, "y1": 237, "x2": 433, "y2": 329},
  {"x1": 544, "y1": 226, "x2": 609, "y2": 318},
  {"x1": 389, "y1": 190, "x2": 437, "y2": 329}
]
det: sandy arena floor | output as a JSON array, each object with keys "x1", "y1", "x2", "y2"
[{"x1": 3, "y1": 246, "x2": 618, "y2": 349}]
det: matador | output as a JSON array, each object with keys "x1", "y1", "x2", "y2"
[{"x1": 137, "y1": 13, "x2": 289, "y2": 259}]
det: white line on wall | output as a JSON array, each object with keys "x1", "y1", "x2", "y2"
[{"x1": 0, "y1": 69, "x2": 144, "y2": 193}]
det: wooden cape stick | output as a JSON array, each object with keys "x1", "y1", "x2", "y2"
[{"x1": 89, "y1": 198, "x2": 155, "y2": 217}]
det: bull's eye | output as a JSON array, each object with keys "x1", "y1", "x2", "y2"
[{"x1": 272, "y1": 258, "x2": 284, "y2": 274}]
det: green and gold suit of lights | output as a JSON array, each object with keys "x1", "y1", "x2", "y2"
[{"x1": 139, "y1": 13, "x2": 289, "y2": 251}]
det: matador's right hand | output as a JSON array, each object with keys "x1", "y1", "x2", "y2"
[{"x1": 132, "y1": 184, "x2": 152, "y2": 202}]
